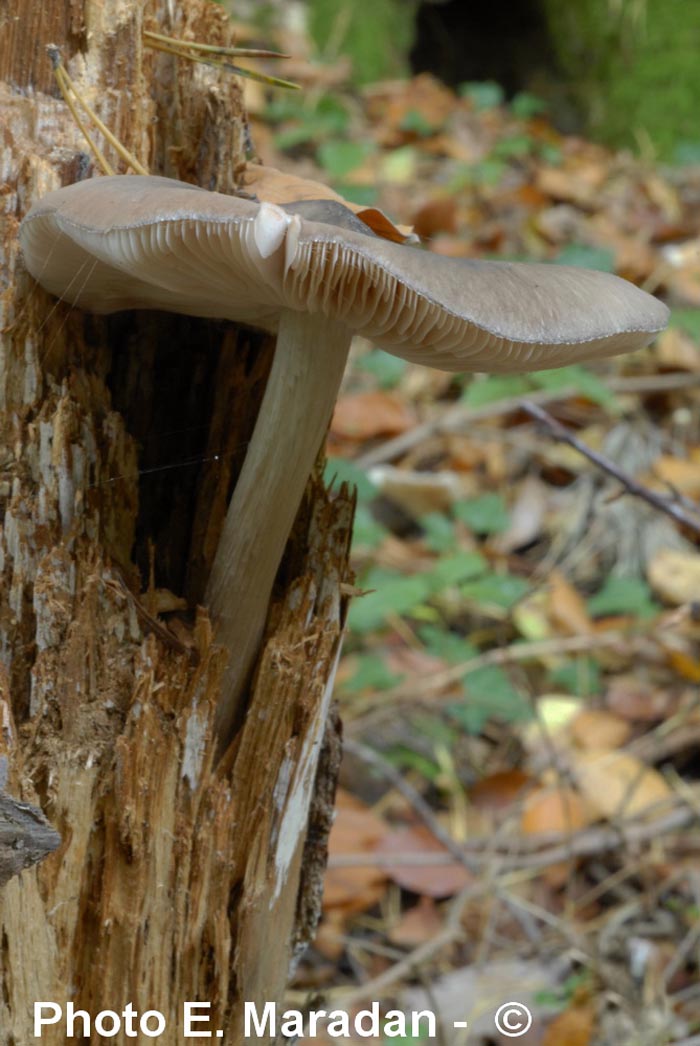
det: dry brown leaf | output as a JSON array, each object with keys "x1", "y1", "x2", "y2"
[
  {"x1": 375, "y1": 823, "x2": 473, "y2": 898},
  {"x1": 648, "y1": 548, "x2": 700, "y2": 605},
  {"x1": 331, "y1": 390, "x2": 416, "y2": 440},
  {"x1": 571, "y1": 750, "x2": 673, "y2": 820},
  {"x1": 536, "y1": 163, "x2": 606, "y2": 207},
  {"x1": 493, "y1": 475, "x2": 548, "y2": 554},
  {"x1": 549, "y1": 570, "x2": 593, "y2": 636},
  {"x1": 324, "y1": 789, "x2": 388, "y2": 913},
  {"x1": 412, "y1": 196, "x2": 458, "y2": 239},
  {"x1": 543, "y1": 1005, "x2": 595, "y2": 1046},
  {"x1": 470, "y1": 769, "x2": 533, "y2": 812},
  {"x1": 388, "y1": 897, "x2": 443, "y2": 946},
  {"x1": 606, "y1": 674, "x2": 677, "y2": 722},
  {"x1": 650, "y1": 454, "x2": 700, "y2": 498},
  {"x1": 368, "y1": 464, "x2": 463, "y2": 516},
  {"x1": 520, "y1": 784, "x2": 593, "y2": 887},
  {"x1": 520, "y1": 785, "x2": 593, "y2": 837},
  {"x1": 654, "y1": 327, "x2": 700, "y2": 371},
  {"x1": 569, "y1": 708, "x2": 632, "y2": 751},
  {"x1": 241, "y1": 163, "x2": 410, "y2": 242}
]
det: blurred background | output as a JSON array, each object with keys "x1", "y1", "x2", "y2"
[{"x1": 225, "y1": 2, "x2": 700, "y2": 1043}]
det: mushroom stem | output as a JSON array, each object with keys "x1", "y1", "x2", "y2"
[{"x1": 206, "y1": 310, "x2": 352, "y2": 745}]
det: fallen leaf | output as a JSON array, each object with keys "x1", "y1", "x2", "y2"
[
  {"x1": 493, "y1": 475, "x2": 548, "y2": 554},
  {"x1": 375, "y1": 823, "x2": 472, "y2": 897},
  {"x1": 654, "y1": 327, "x2": 700, "y2": 371},
  {"x1": 367, "y1": 464, "x2": 463, "y2": 516},
  {"x1": 543, "y1": 1004, "x2": 595, "y2": 1046},
  {"x1": 332, "y1": 390, "x2": 416, "y2": 440},
  {"x1": 648, "y1": 548, "x2": 700, "y2": 605},
  {"x1": 520, "y1": 785, "x2": 593, "y2": 837},
  {"x1": 650, "y1": 454, "x2": 700, "y2": 498},
  {"x1": 324, "y1": 789, "x2": 388, "y2": 913},
  {"x1": 606, "y1": 675, "x2": 677, "y2": 722},
  {"x1": 569, "y1": 708, "x2": 631, "y2": 750},
  {"x1": 242, "y1": 163, "x2": 411, "y2": 241},
  {"x1": 548, "y1": 570, "x2": 593, "y2": 636},
  {"x1": 389, "y1": 897, "x2": 443, "y2": 946},
  {"x1": 412, "y1": 196, "x2": 458, "y2": 239},
  {"x1": 470, "y1": 769, "x2": 533, "y2": 812},
  {"x1": 571, "y1": 750, "x2": 673, "y2": 820}
]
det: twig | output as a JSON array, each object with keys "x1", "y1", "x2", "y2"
[
  {"x1": 338, "y1": 878, "x2": 481, "y2": 1006},
  {"x1": 343, "y1": 739, "x2": 480, "y2": 873},
  {"x1": 327, "y1": 799, "x2": 697, "y2": 873},
  {"x1": 348, "y1": 630, "x2": 633, "y2": 727},
  {"x1": 355, "y1": 373, "x2": 700, "y2": 469},
  {"x1": 521, "y1": 400, "x2": 700, "y2": 536}
]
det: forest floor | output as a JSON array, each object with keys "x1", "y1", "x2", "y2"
[{"x1": 243, "y1": 23, "x2": 700, "y2": 1046}]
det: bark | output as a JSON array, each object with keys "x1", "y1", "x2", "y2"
[{"x1": 0, "y1": 1, "x2": 353, "y2": 1042}]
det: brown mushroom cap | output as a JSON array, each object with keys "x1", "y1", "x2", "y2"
[{"x1": 21, "y1": 174, "x2": 668, "y2": 372}]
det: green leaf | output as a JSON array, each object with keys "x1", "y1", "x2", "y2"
[
  {"x1": 587, "y1": 576, "x2": 659, "y2": 619},
  {"x1": 331, "y1": 183, "x2": 378, "y2": 207},
  {"x1": 510, "y1": 91, "x2": 548, "y2": 118},
  {"x1": 491, "y1": 133, "x2": 536, "y2": 159},
  {"x1": 673, "y1": 140, "x2": 700, "y2": 166},
  {"x1": 348, "y1": 574, "x2": 433, "y2": 633},
  {"x1": 349, "y1": 552, "x2": 486, "y2": 634},
  {"x1": 670, "y1": 308, "x2": 700, "y2": 342},
  {"x1": 356, "y1": 350, "x2": 408, "y2": 388},
  {"x1": 462, "y1": 373, "x2": 532, "y2": 407},
  {"x1": 459, "y1": 80, "x2": 505, "y2": 110},
  {"x1": 548, "y1": 656, "x2": 602, "y2": 697},
  {"x1": 554, "y1": 244, "x2": 616, "y2": 272},
  {"x1": 448, "y1": 158, "x2": 507, "y2": 191},
  {"x1": 384, "y1": 744, "x2": 443, "y2": 782},
  {"x1": 530, "y1": 364, "x2": 617, "y2": 409},
  {"x1": 448, "y1": 666, "x2": 533, "y2": 732},
  {"x1": 460, "y1": 572, "x2": 530, "y2": 610},
  {"x1": 420, "y1": 512, "x2": 456, "y2": 554},
  {"x1": 418, "y1": 624, "x2": 479, "y2": 663},
  {"x1": 454, "y1": 494, "x2": 510, "y2": 535},
  {"x1": 424, "y1": 551, "x2": 489, "y2": 592},
  {"x1": 324, "y1": 457, "x2": 377, "y2": 502},
  {"x1": 399, "y1": 108, "x2": 438, "y2": 136},
  {"x1": 352, "y1": 505, "x2": 388, "y2": 550},
  {"x1": 317, "y1": 140, "x2": 373, "y2": 178},
  {"x1": 341, "y1": 653, "x2": 403, "y2": 693}
]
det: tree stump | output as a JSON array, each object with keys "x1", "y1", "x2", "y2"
[{"x1": 0, "y1": 1, "x2": 352, "y2": 1041}]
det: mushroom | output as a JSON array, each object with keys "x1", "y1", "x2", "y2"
[{"x1": 20, "y1": 174, "x2": 669, "y2": 744}]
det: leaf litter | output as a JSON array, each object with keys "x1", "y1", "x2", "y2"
[{"x1": 244, "y1": 23, "x2": 700, "y2": 1046}]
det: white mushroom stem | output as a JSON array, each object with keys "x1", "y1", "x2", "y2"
[{"x1": 205, "y1": 310, "x2": 352, "y2": 744}]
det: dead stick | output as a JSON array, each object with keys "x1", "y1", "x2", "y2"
[
  {"x1": 355, "y1": 372, "x2": 700, "y2": 469},
  {"x1": 521, "y1": 399, "x2": 700, "y2": 537}
]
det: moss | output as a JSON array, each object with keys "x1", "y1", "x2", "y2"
[
  {"x1": 540, "y1": 0, "x2": 700, "y2": 157},
  {"x1": 308, "y1": 0, "x2": 417, "y2": 84}
]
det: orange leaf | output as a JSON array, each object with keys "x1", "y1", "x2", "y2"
[
  {"x1": 521, "y1": 785, "x2": 593, "y2": 837},
  {"x1": 569, "y1": 708, "x2": 631, "y2": 751},
  {"x1": 549, "y1": 570, "x2": 593, "y2": 636},
  {"x1": 331, "y1": 391, "x2": 416, "y2": 440},
  {"x1": 571, "y1": 750, "x2": 673, "y2": 821},
  {"x1": 543, "y1": 1005, "x2": 595, "y2": 1046},
  {"x1": 470, "y1": 770, "x2": 533, "y2": 812},
  {"x1": 389, "y1": 897, "x2": 443, "y2": 946},
  {"x1": 324, "y1": 789, "x2": 388, "y2": 914},
  {"x1": 241, "y1": 163, "x2": 411, "y2": 242},
  {"x1": 375, "y1": 823, "x2": 473, "y2": 898}
]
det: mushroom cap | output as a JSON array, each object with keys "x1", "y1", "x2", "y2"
[{"x1": 20, "y1": 175, "x2": 669, "y2": 372}]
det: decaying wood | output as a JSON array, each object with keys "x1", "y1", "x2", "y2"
[
  {"x1": 0, "y1": 755, "x2": 61, "y2": 886},
  {"x1": 0, "y1": 0, "x2": 353, "y2": 1041}
]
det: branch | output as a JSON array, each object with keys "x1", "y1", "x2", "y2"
[{"x1": 521, "y1": 399, "x2": 700, "y2": 537}]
